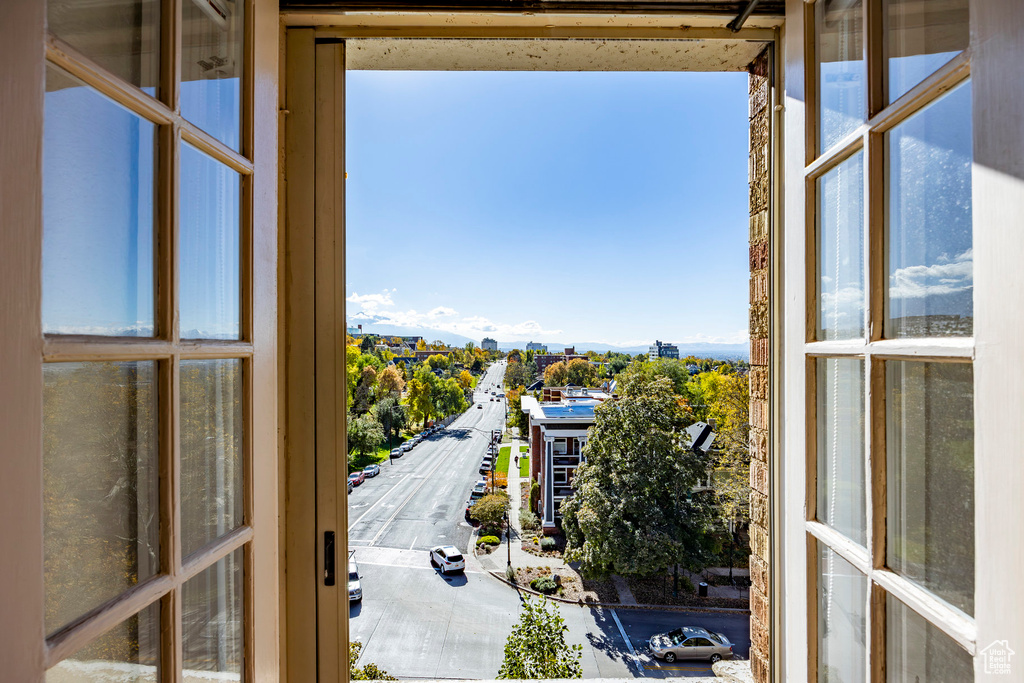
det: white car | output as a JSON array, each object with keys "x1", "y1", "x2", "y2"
[
  {"x1": 362, "y1": 464, "x2": 380, "y2": 478},
  {"x1": 348, "y1": 560, "x2": 362, "y2": 602},
  {"x1": 429, "y1": 545, "x2": 465, "y2": 575}
]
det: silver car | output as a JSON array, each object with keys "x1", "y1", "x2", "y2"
[
  {"x1": 648, "y1": 626, "x2": 733, "y2": 663},
  {"x1": 348, "y1": 560, "x2": 362, "y2": 602}
]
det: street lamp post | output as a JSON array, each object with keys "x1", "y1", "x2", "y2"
[{"x1": 504, "y1": 510, "x2": 512, "y2": 569}]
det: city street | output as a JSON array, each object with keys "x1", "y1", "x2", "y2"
[{"x1": 347, "y1": 361, "x2": 750, "y2": 679}]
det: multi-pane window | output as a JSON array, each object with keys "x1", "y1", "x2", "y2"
[
  {"x1": 808, "y1": 0, "x2": 974, "y2": 678},
  {"x1": 42, "y1": 0, "x2": 251, "y2": 679}
]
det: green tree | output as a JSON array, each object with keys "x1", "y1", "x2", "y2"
[
  {"x1": 496, "y1": 596, "x2": 582, "y2": 679},
  {"x1": 372, "y1": 396, "x2": 407, "y2": 449},
  {"x1": 560, "y1": 375, "x2": 716, "y2": 578},
  {"x1": 347, "y1": 413, "x2": 383, "y2": 460},
  {"x1": 353, "y1": 365, "x2": 378, "y2": 414},
  {"x1": 565, "y1": 358, "x2": 597, "y2": 387},
  {"x1": 426, "y1": 353, "x2": 450, "y2": 371},
  {"x1": 505, "y1": 360, "x2": 533, "y2": 388},
  {"x1": 349, "y1": 641, "x2": 396, "y2": 680}
]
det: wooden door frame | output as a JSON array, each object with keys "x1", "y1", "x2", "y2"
[{"x1": 278, "y1": 17, "x2": 783, "y2": 683}]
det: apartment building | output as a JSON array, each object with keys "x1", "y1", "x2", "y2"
[
  {"x1": 526, "y1": 341, "x2": 547, "y2": 353},
  {"x1": 648, "y1": 339, "x2": 681, "y2": 361},
  {"x1": 481, "y1": 337, "x2": 498, "y2": 351},
  {"x1": 520, "y1": 390, "x2": 611, "y2": 533},
  {"x1": 3, "y1": 1, "x2": 1021, "y2": 682}
]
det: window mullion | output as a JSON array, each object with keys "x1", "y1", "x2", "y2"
[{"x1": 168, "y1": 351, "x2": 183, "y2": 683}]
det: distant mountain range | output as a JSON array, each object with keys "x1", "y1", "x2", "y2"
[
  {"x1": 497, "y1": 341, "x2": 749, "y2": 360},
  {"x1": 350, "y1": 324, "x2": 748, "y2": 361}
]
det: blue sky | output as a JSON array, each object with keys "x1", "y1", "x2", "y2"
[{"x1": 346, "y1": 70, "x2": 751, "y2": 348}]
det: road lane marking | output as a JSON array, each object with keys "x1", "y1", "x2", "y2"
[
  {"x1": 609, "y1": 608, "x2": 645, "y2": 677},
  {"x1": 410, "y1": 536, "x2": 418, "y2": 550},
  {"x1": 347, "y1": 407, "x2": 483, "y2": 533}
]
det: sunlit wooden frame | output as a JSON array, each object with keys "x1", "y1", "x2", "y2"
[{"x1": 36, "y1": 0, "x2": 273, "y2": 681}]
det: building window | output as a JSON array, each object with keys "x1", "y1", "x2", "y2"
[
  {"x1": 41, "y1": 0, "x2": 253, "y2": 677},
  {"x1": 808, "y1": 0, "x2": 973, "y2": 676}
]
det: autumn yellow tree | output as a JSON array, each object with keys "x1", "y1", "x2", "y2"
[
  {"x1": 377, "y1": 365, "x2": 405, "y2": 397},
  {"x1": 544, "y1": 361, "x2": 569, "y2": 386},
  {"x1": 458, "y1": 369, "x2": 473, "y2": 389},
  {"x1": 416, "y1": 338, "x2": 427, "y2": 351}
]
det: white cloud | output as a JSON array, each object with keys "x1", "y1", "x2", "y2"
[
  {"x1": 346, "y1": 289, "x2": 395, "y2": 311},
  {"x1": 890, "y1": 249, "x2": 973, "y2": 300},
  {"x1": 427, "y1": 306, "x2": 457, "y2": 318}
]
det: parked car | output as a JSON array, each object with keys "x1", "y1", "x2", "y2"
[
  {"x1": 390, "y1": 447, "x2": 403, "y2": 458},
  {"x1": 363, "y1": 464, "x2": 380, "y2": 478},
  {"x1": 400, "y1": 441, "x2": 413, "y2": 452},
  {"x1": 348, "y1": 471, "x2": 365, "y2": 487},
  {"x1": 347, "y1": 479, "x2": 353, "y2": 494},
  {"x1": 648, "y1": 627, "x2": 733, "y2": 663},
  {"x1": 429, "y1": 545, "x2": 465, "y2": 575},
  {"x1": 472, "y1": 481, "x2": 487, "y2": 496},
  {"x1": 348, "y1": 560, "x2": 362, "y2": 602}
]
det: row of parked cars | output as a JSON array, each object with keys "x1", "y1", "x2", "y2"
[{"x1": 348, "y1": 425, "x2": 446, "y2": 491}]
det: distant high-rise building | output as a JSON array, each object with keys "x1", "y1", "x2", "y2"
[
  {"x1": 526, "y1": 341, "x2": 547, "y2": 353},
  {"x1": 648, "y1": 340, "x2": 680, "y2": 361},
  {"x1": 481, "y1": 337, "x2": 498, "y2": 351}
]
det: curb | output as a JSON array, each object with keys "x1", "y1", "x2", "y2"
[{"x1": 484, "y1": 571, "x2": 751, "y2": 615}]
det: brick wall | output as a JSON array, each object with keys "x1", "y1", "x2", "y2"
[{"x1": 747, "y1": 46, "x2": 772, "y2": 683}]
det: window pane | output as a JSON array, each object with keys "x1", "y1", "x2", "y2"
[
  {"x1": 44, "y1": 362, "x2": 159, "y2": 632},
  {"x1": 886, "y1": 80, "x2": 973, "y2": 338},
  {"x1": 46, "y1": 601, "x2": 160, "y2": 683},
  {"x1": 44, "y1": 66, "x2": 156, "y2": 337},
  {"x1": 816, "y1": 358, "x2": 866, "y2": 545},
  {"x1": 887, "y1": 361, "x2": 974, "y2": 615},
  {"x1": 181, "y1": 359, "x2": 243, "y2": 557},
  {"x1": 183, "y1": 549, "x2": 243, "y2": 682},
  {"x1": 817, "y1": 151, "x2": 865, "y2": 340},
  {"x1": 818, "y1": 0, "x2": 866, "y2": 153},
  {"x1": 181, "y1": 0, "x2": 244, "y2": 151},
  {"x1": 48, "y1": 0, "x2": 159, "y2": 96},
  {"x1": 817, "y1": 544, "x2": 867, "y2": 683},
  {"x1": 886, "y1": 595, "x2": 973, "y2": 682},
  {"x1": 180, "y1": 144, "x2": 240, "y2": 340},
  {"x1": 886, "y1": 0, "x2": 969, "y2": 103}
]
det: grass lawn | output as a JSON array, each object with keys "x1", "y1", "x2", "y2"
[
  {"x1": 497, "y1": 445, "x2": 511, "y2": 475},
  {"x1": 519, "y1": 448, "x2": 530, "y2": 477},
  {"x1": 349, "y1": 445, "x2": 390, "y2": 472}
]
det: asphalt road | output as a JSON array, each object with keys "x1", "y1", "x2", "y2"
[{"x1": 347, "y1": 360, "x2": 750, "y2": 679}]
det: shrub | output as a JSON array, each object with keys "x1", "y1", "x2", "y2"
[
  {"x1": 540, "y1": 536, "x2": 556, "y2": 551},
  {"x1": 505, "y1": 565, "x2": 517, "y2": 584},
  {"x1": 519, "y1": 509, "x2": 539, "y2": 531},
  {"x1": 477, "y1": 535, "x2": 501, "y2": 546},
  {"x1": 677, "y1": 575, "x2": 696, "y2": 594},
  {"x1": 530, "y1": 576, "x2": 558, "y2": 594},
  {"x1": 470, "y1": 491, "x2": 510, "y2": 530},
  {"x1": 530, "y1": 480, "x2": 541, "y2": 514}
]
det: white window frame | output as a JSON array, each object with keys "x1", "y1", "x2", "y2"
[{"x1": 782, "y1": 0, "x2": 1024, "y2": 680}]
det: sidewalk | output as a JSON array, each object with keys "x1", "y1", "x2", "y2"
[{"x1": 476, "y1": 437, "x2": 567, "y2": 573}]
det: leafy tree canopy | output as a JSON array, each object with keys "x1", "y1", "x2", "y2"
[
  {"x1": 543, "y1": 361, "x2": 568, "y2": 387},
  {"x1": 561, "y1": 375, "x2": 716, "y2": 578},
  {"x1": 496, "y1": 596, "x2": 582, "y2": 679}
]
